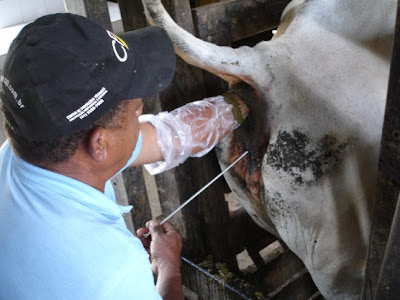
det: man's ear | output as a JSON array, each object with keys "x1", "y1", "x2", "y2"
[{"x1": 87, "y1": 127, "x2": 108, "y2": 162}]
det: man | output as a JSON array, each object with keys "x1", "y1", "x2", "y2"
[{"x1": 0, "y1": 13, "x2": 250, "y2": 300}]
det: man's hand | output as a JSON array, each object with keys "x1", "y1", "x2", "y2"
[
  {"x1": 136, "y1": 220, "x2": 184, "y2": 300},
  {"x1": 137, "y1": 220, "x2": 182, "y2": 275}
]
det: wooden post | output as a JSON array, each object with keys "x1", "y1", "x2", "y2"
[
  {"x1": 191, "y1": 1, "x2": 231, "y2": 97},
  {"x1": 191, "y1": 0, "x2": 290, "y2": 98},
  {"x1": 64, "y1": 0, "x2": 112, "y2": 30},
  {"x1": 117, "y1": 0, "x2": 235, "y2": 262},
  {"x1": 374, "y1": 196, "x2": 400, "y2": 299},
  {"x1": 362, "y1": 2, "x2": 400, "y2": 298},
  {"x1": 156, "y1": 0, "x2": 236, "y2": 263},
  {"x1": 117, "y1": 0, "x2": 200, "y2": 245},
  {"x1": 192, "y1": 0, "x2": 289, "y2": 44}
]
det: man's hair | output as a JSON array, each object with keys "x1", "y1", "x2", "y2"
[{"x1": 1, "y1": 100, "x2": 130, "y2": 166}]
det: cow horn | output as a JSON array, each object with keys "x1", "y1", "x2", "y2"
[{"x1": 142, "y1": 0, "x2": 261, "y2": 85}]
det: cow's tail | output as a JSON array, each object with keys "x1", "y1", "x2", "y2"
[{"x1": 141, "y1": 0, "x2": 261, "y2": 86}]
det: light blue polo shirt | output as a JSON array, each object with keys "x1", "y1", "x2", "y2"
[{"x1": 0, "y1": 137, "x2": 162, "y2": 300}]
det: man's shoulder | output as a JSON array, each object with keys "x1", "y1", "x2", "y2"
[
  {"x1": 0, "y1": 140, "x2": 11, "y2": 157},
  {"x1": 0, "y1": 140, "x2": 13, "y2": 173}
]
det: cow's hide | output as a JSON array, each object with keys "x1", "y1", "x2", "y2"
[{"x1": 141, "y1": 0, "x2": 396, "y2": 298}]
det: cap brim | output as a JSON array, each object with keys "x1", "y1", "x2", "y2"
[{"x1": 119, "y1": 26, "x2": 176, "y2": 99}]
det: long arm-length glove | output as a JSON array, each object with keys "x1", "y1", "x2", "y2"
[{"x1": 140, "y1": 90, "x2": 248, "y2": 175}]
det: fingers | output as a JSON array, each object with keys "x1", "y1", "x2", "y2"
[
  {"x1": 136, "y1": 227, "x2": 149, "y2": 237},
  {"x1": 161, "y1": 221, "x2": 180, "y2": 235},
  {"x1": 136, "y1": 227, "x2": 151, "y2": 250},
  {"x1": 141, "y1": 219, "x2": 183, "y2": 276},
  {"x1": 146, "y1": 220, "x2": 181, "y2": 236},
  {"x1": 147, "y1": 220, "x2": 165, "y2": 236}
]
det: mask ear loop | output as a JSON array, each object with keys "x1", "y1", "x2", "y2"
[{"x1": 117, "y1": 130, "x2": 142, "y2": 175}]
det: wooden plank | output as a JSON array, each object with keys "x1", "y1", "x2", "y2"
[
  {"x1": 191, "y1": 0, "x2": 230, "y2": 99},
  {"x1": 192, "y1": 1, "x2": 232, "y2": 45},
  {"x1": 147, "y1": 0, "x2": 235, "y2": 261},
  {"x1": 113, "y1": 0, "x2": 171, "y2": 231},
  {"x1": 362, "y1": 1, "x2": 400, "y2": 298},
  {"x1": 191, "y1": 0, "x2": 289, "y2": 97},
  {"x1": 64, "y1": 0, "x2": 112, "y2": 30},
  {"x1": 192, "y1": 0, "x2": 290, "y2": 43},
  {"x1": 262, "y1": 248, "x2": 306, "y2": 292},
  {"x1": 273, "y1": 270, "x2": 318, "y2": 300},
  {"x1": 229, "y1": 207, "x2": 277, "y2": 262},
  {"x1": 143, "y1": 92, "x2": 188, "y2": 238},
  {"x1": 374, "y1": 195, "x2": 400, "y2": 299},
  {"x1": 121, "y1": 166, "x2": 152, "y2": 230},
  {"x1": 111, "y1": 174, "x2": 135, "y2": 233},
  {"x1": 117, "y1": 0, "x2": 147, "y2": 32}
]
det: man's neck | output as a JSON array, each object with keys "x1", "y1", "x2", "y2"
[
  {"x1": 35, "y1": 147, "x2": 110, "y2": 193},
  {"x1": 45, "y1": 160, "x2": 107, "y2": 193}
]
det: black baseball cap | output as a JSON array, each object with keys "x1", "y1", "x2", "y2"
[{"x1": 0, "y1": 13, "x2": 176, "y2": 141}]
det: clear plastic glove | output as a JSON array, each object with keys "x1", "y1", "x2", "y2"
[{"x1": 140, "y1": 95, "x2": 242, "y2": 174}]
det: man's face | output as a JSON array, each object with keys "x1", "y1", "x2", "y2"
[{"x1": 107, "y1": 98, "x2": 143, "y2": 173}]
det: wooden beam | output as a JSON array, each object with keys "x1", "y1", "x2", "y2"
[
  {"x1": 111, "y1": 174, "x2": 135, "y2": 233},
  {"x1": 105, "y1": 1, "x2": 153, "y2": 234},
  {"x1": 64, "y1": 0, "x2": 112, "y2": 30},
  {"x1": 374, "y1": 195, "x2": 400, "y2": 299},
  {"x1": 117, "y1": 0, "x2": 147, "y2": 32},
  {"x1": 121, "y1": 166, "x2": 153, "y2": 231},
  {"x1": 160, "y1": 0, "x2": 232, "y2": 262},
  {"x1": 362, "y1": 2, "x2": 400, "y2": 298},
  {"x1": 192, "y1": 0, "x2": 290, "y2": 43},
  {"x1": 142, "y1": 93, "x2": 188, "y2": 237}
]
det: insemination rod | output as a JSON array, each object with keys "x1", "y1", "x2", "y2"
[{"x1": 142, "y1": 151, "x2": 248, "y2": 239}]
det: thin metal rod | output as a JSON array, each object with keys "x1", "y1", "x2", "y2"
[{"x1": 142, "y1": 151, "x2": 248, "y2": 239}]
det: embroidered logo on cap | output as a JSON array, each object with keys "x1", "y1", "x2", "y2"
[
  {"x1": 1, "y1": 75, "x2": 25, "y2": 109},
  {"x1": 107, "y1": 31, "x2": 129, "y2": 63},
  {"x1": 66, "y1": 87, "x2": 108, "y2": 122}
]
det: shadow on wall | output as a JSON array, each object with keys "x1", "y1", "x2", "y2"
[
  {"x1": 0, "y1": 110, "x2": 6, "y2": 145},
  {"x1": 0, "y1": 64, "x2": 5, "y2": 144}
]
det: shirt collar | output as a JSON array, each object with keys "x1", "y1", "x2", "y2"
[{"x1": 12, "y1": 151, "x2": 131, "y2": 221}]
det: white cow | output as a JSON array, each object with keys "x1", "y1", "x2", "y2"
[{"x1": 141, "y1": 0, "x2": 396, "y2": 298}]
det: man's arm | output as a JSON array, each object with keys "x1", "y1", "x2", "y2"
[
  {"x1": 133, "y1": 121, "x2": 164, "y2": 165},
  {"x1": 130, "y1": 85, "x2": 251, "y2": 171}
]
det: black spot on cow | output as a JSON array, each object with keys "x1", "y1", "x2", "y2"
[
  {"x1": 264, "y1": 190, "x2": 289, "y2": 219},
  {"x1": 266, "y1": 129, "x2": 351, "y2": 186}
]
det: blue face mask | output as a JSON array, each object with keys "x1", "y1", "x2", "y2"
[
  {"x1": 106, "y1": 131, "x2": 143, "y2": 198},
  {"x1": 116, "y1": 131, "x2": 143, "y2": 175},
  {"x1": 126, "y1": 130, "x2": 143, "y2": 166}
]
